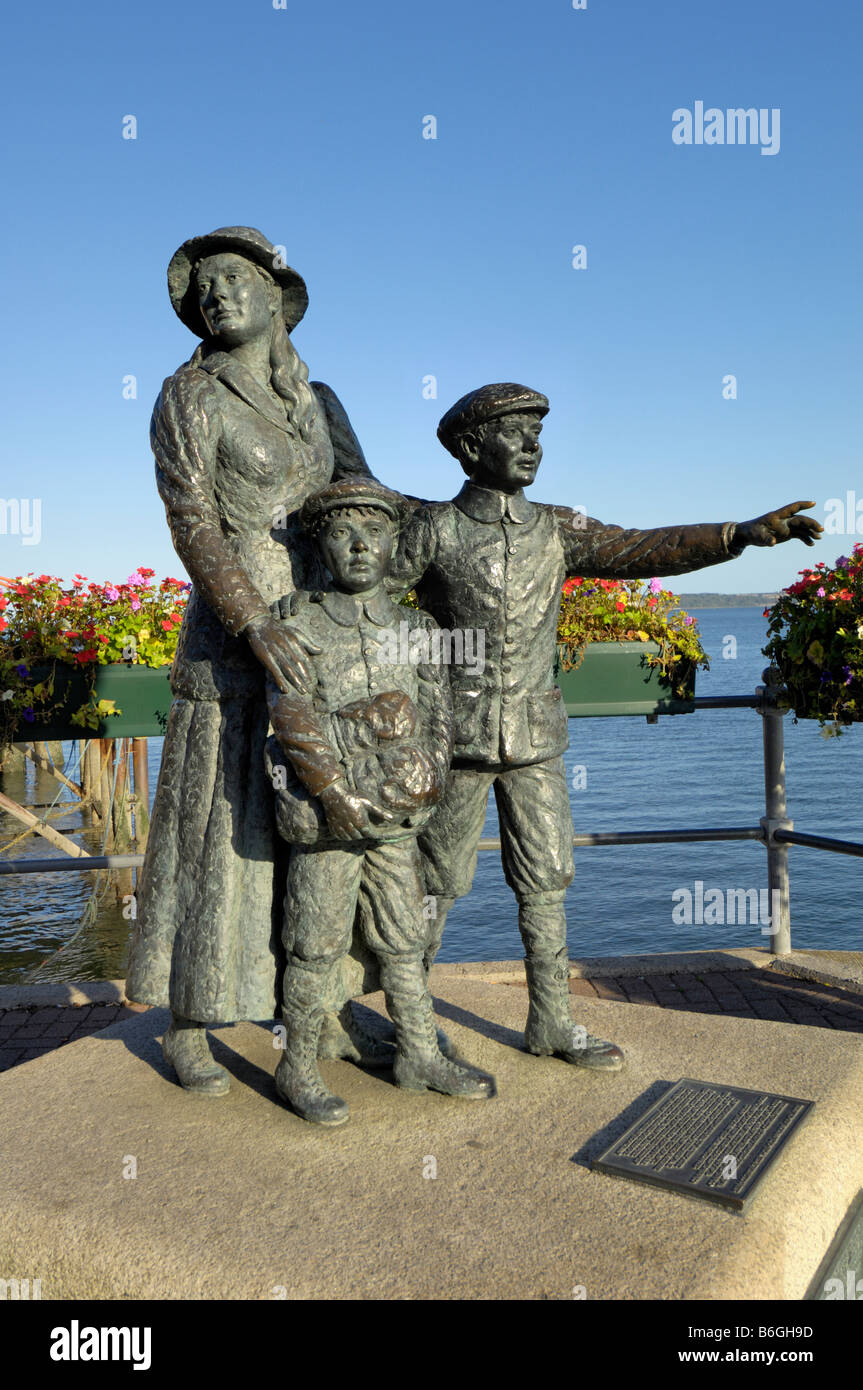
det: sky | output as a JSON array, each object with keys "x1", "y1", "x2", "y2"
[{"x1": 1, "y1": 0, "x2": 860, "y2": 593}]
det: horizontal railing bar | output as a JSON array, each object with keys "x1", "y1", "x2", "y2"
[
  {"x1": 477, "y1": 827, "x2": 764, "y2": 851},
  {"x1": 1, "y1": 829, "x2": 769, "y2": 871},
  {"x1": 690, "y1": 695, "x2": 765, "y2": 710},
  {"x1": 774, "y1": 828, "x2": 863, "y2": 859},
  {"x1": 0, "y1": 854, "x2": 145, "y2": 875}
]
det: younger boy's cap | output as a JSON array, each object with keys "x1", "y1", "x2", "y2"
[
  {"x1": 437, "y1": 383, "x2": 549, "y2": 458},
  {"x1": 301, "y1": 477, "x2": 409, "y2": 532}
]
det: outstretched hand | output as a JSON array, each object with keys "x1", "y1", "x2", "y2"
[{"x1": 737, "y1": 501, "x2": 823, "y2": 549}]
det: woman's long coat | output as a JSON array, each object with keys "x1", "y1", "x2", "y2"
[{"x1": 125, "y1": 350, "x2": 371, "y2": 1021}]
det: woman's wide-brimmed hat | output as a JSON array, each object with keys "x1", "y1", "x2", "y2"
[{"x1": 167, "y1": 226, "x2": 309, "y2": 336}]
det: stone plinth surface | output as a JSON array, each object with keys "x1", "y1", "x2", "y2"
[{"x1": 1, "y1": 973, "x2": 861, "y2": 1300}]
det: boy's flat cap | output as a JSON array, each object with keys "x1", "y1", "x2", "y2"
[
  {"x1": 300, "y1": 477, "x2": 408, "y2": 531},
  {"x1": 437, "y1": 383, "x2": 549, "y2": 457}
]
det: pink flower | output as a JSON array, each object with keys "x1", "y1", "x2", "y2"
[
  {"x1": 105, "y1": 585, "x2": 120, "y2": 601},
  {"x1": 816, "y1": 586, "x2": 826, "y2": 597},
  {"x1": 130, "y1": 598, "x2": 141, "y2": 611},
  {"x1": 648, "y1": 577, "x2": 662, "y2": 594}
]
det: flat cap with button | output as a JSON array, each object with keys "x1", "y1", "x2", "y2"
[{"x1": 437, "y1": 383, "x2": 549, "y2": 459}]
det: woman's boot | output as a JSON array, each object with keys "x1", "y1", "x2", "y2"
[
  {"x1": 162, "y1": 1013, "x2": 230, "y2": 1095},
  {"x1": 378, "y1": 953, "x2": 495, "y2": 1099}
]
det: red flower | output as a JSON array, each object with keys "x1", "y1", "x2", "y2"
[
  {"x1": 0, "y1": 617, "x2": 6, "y2": 634},
  {"x1": 615, "y1": 600, "x2": 626, "y2": 612},
  {"x1": 75, "y1": 649, "x2": 98, "y2": 664},
  {"x1": 160, "y1": 619, "x2": 173, "y2": 632}
]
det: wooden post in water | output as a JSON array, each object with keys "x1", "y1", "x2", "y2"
[
  {"x1": 131, "y1": 737, "x2": 150, "y2": 853},
  {"x1": 99, "y1": 739, "x2": 114, "y2": 840},
  {"x1": 82, "y1": 740, "x2": 101, "y2": 824},
  {"x1": 112, "y1": 739, "x2": 135, "y2": 900}
]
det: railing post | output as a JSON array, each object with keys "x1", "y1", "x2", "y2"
[{"x1": 759, "y1": 667, "x2": 793, "y2": 956}]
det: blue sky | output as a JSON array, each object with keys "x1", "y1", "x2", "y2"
[{"x1": 1, "y1": 0, "x2": 860, "y2": 592}]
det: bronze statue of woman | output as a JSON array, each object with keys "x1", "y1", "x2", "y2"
[{"x1": 125, "y1": 227, "x2": 377, "y2": 1093}]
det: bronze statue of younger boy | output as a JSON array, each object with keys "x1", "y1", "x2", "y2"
[
  {"x1": 266, "y1": 477, "x2": 495, "y2": 1126},
  {"x1": 391, "y1": 383, "x2": 823, "y2": 1072}
]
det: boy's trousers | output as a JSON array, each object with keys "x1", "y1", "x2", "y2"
[{"x1": 284, "y1": 835, "x2": 428, "y2": 964}]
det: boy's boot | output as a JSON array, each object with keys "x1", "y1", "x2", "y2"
[
  {"x1": 377, "y1": 952, "x2": 496, "y2": 1099},
  {"x1": 275, "y1": 959, "x2": 350, "y2": 1126},
  {"x1": 162, "y1": 1013, "x2": 230, "y2": 1095},
  {"x1": 318, "y1": 1000, "x2": 396, "y2": 1068},
  {"x1": 519, "y1": 895, "x2": 624, "y2": 1071}
]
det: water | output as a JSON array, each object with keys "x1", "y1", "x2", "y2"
[{"x1": 1, "y1": 609, "x2": 860, "y2": 983}]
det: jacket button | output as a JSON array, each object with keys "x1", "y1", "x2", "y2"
[
  {"x1": 504, "y1": 635, "x2": 515, "y2": 646},
  {"x1": 507, "y1": 546, "x2": 517, "y2": 556},
  {"x1": 502, "y1": 662, "x2": 512, "y2": 673},
  {"x1": 501, "y1": 694, "x2": 511, "y2": 705}
]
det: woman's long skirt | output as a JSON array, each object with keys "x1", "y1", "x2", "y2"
[{"x1": 126, "y1": 696, "x2": 287, "y2": 1023}]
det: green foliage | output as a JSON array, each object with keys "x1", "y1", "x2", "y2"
[
  {"x1": 0, "y1": 568, "x2": 188, "y2": 748},
  {"x1": 556, "y1": 576, "x2": 709, "y2": 698},
  {"x1": 763, "y1": 544, "x2": 863, "y2": 736}
]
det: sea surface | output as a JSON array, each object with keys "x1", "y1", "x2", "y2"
[{"x1": 0, "y1": 608, "x2": 860, "y2": 984}]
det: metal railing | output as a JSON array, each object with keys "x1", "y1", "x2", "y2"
[{"x1": 2, "y1": 671, "x2": 861, "y2": 956}]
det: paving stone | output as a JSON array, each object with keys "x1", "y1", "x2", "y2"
[
  {"x1": 618, "y1": 978, "x2": 659, "y2": 1006},
  {"x1": 79, "y1": 1005, "x2": 120, "y2": 1026},
  {"x1": 751, "y1": 1002, "x2": 793, "y2": 1022},
  {"x1": 568, "y1": 979, "x2": 598, "y2": 998},
  {"x1": 24, "y1": 1008, "x2": 68, "y2": 1026},
  {"x1": 590, "y1": 979, "x2": 628, "y2": 1001},
  {"x1": 0, "y1": 1010, "x2": 35, "y2": 1031}
]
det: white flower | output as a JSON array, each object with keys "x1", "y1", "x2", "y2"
[{"x1": 1, "y1": 690, "x2": 14, "y2": 701}]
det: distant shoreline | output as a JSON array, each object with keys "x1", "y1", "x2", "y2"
[{"x1": 673, "y1": 593, "x2": 778, "y2": 609}]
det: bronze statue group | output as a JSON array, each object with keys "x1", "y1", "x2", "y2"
[{"x1": 126, "y1": 228, "x2": 822, "y2": 1126}]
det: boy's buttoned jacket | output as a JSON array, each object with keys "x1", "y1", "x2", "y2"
[
  {"x1": 266, "y1": 587, "x2": 453, "y2": 800},
  {"x1": 391, "y1": 482, "x2": 744, "y2": 768}
]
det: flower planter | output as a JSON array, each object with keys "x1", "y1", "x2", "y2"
[
  {"x1": 23, "y1": 664, "x2": 174, "y2": 740},
  {"x1": 774, "y1": 679, "x2": 861, "y2": 728},
  {"x1": 554, "y1": 641, "x2": 697, "y2": 717}
]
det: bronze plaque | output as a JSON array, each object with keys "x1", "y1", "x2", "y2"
[{"x1": 592, "y1": 1078, "x2": 814, "y2": 1211}]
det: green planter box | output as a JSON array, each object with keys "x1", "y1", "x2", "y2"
[
  {"x1": 24, "y1": 664, "x2": 174, "y2": 740},
  {"x1": 554, "y1": 641, "x2": 697, "y2": 717}
]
